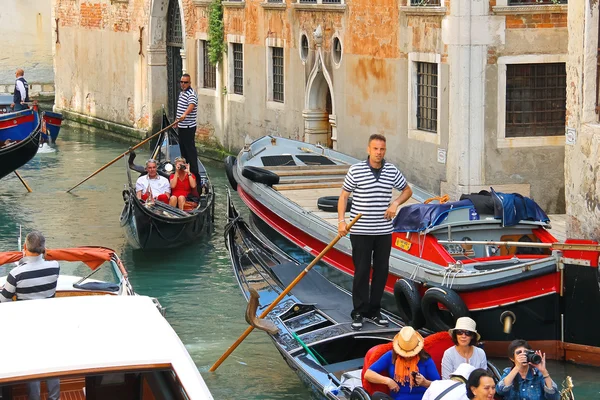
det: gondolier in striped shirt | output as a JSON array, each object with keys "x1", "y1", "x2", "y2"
[
  {"x1": 175, "y1": 73, "x2": 200, "y2": 182},
  {"x1": 0, "y1": 230, "x2": 60, "y2": 400},
  {"x1": 338, "y1": 134, "x2": 413, "y2": 330}
]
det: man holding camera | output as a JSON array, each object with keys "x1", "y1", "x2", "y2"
[
  {"x1": 169, "y1": 156, "x2": 197, "y2": 210},
  {"x1": 496, "y1": 339, "x2": 558, "y2": 400}
]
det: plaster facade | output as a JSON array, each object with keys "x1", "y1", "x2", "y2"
[
  {"x1": 52, "y1": 0, "x2": 570, "y2": 212},
  {"x1": 0, "y1": 1, "x2": 55, "y2": 96},
  {"x1": 564, "y1": 0, "x2": 600, "y2": 240}
]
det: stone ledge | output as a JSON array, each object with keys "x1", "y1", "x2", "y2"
[
  {"x1": 261, "y1": 2, "x2": 287, "y2": 10},
  {"x1": 291, "y1": 3, "x2": 346, "y2": 12},
  {"x1": 399, "y1": 6, "x2": 447, "y2": 15},
  {"x1": 57, "y1": 108, "x2": 148, "y2": 141},
  {"x1": 492, "y1": 4, "x2": 567, "y2": 15},
  {"x1": 192, "y1": 0, "x2": 212, "y2": 6},
  {"x1": 222, "y1": 0, "x2": 245, "y2": 8}
]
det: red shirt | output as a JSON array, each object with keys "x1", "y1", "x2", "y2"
[{"x1": 170, "y1": 173, "x2": 196, "y2": 198}]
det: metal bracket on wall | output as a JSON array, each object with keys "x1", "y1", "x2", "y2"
[
  {"x1": 55, "y1": 18, "x2": 59, "y2": 44},
  {"x1": 139, "y1": 26, "x2": 144, "y2": 56}
]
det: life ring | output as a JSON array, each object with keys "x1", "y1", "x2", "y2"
[
  {"x1": 349, "y1": 387, "x2": 371, "y2": 400},
  {"x1": 421, "y1": 286, "x2": 469, "y2": 332},
  {"x1": 317, "y1": 196, "x2": 352, "y2": 213},
  {"x1": 224, "y1": 155, "x2": 238, "y2": 191},
  {"x1": 393, "y1": 279, "x2": 425, "y2": 329},
  {"x1": 242, "y1": 166, "x2": 280, "y2": 186}
]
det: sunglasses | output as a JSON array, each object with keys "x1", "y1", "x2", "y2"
[
  {"x1": 455, "y1": 330, "x2": 474, "y2": 337},
  {"x1": 180, "y1": 80, "x2": 190, "y2": 84}
]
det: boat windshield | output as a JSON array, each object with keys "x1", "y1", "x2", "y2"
[{"x1": 0, "y1": 260, "x2": 121, "y2": 285}]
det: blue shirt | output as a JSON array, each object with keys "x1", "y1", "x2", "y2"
[
  {"x1": 497, "y1": 367, "x2": 559, "y2": 400},
  {"x1": 369, "y1": 351, "x2": 440, "y2": 400}
]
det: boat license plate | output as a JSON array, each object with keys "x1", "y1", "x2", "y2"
[{"x1": 395, "y1": 238, "x2": 412, "y2": 251}]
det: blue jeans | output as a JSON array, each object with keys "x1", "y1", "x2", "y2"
[{"x1": 27, "y1": 379, "x2": 60, "y2": 400}]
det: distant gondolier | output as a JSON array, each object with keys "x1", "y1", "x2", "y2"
[
  {"x1": 175, "y1": 74, "x2": 200, "y2": 182},
  {"x1": 338, "y1": 134, "x2": 413, "y2": 330},
  {"x1": 11, "y1": 69, "x2": 29, "y2": 111}
]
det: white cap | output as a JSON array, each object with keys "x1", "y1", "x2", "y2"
[{"x1": 450, "y1": 363, "x2": 476, "y2": 380}]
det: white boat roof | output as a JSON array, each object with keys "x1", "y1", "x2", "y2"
[{"x1": 0, "y1": 295, "x2": 213, "y2": 399}]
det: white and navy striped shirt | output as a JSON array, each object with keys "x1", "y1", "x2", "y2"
[
  {"x1": 176, "y1": 87, "x2": 198, "y2": 128},
  {"x1": 342, "y1": 159, "x2": 407, "y2": 235},
  {"x1": 0, "y1": 255, "x2": 60, "y2": 302}
]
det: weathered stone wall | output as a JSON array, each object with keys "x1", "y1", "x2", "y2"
[
  {"x1": 0, "y1": 1, "x2": 55, "y2": 95},
  {"x1": 565, "y1": 0, "x2": 600, "y2": 240}
]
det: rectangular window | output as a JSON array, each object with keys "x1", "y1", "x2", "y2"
[
  {"x1": 233, "y1": 43, "x2": 243, "y2": 95},
  {"x1": 202, "y1": 40, "x2": 216, "y2": 89},
  {"x1": 507, "y1": 0, "x2": 566, "y2": 4},
  {"x1": 505, "y1": 63, "x2": 566, "y2": 137},
  {"x1": 410, "y1": 0, "x2": 441, "y2": 5},
  {"x1": 272, "y1": 47, "x2": 284, "y2": 103},
  {"x1": 416, "y1": 62, "x2": 438, "y2": 133}
]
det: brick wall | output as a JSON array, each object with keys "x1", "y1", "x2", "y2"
[{"x1": 506, "y1": 13, "x2": 567, "y2": 29}]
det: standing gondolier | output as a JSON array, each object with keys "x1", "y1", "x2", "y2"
[
  {"x1": 175, "y1": 74, "x2": 200, "y2": 183},
  {"x1": 11, "y1": 69, "x2": 30, "y2": 111},
  {"x1": 338, "y1": 134, "x2": 413, "y2": 330}
]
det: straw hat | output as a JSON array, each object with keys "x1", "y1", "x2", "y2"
[
  {"x1": 393, "y1": 326, "x2": 424, "y2": 358},
  {"x1": 448, "y1": 317, "x2": 481, "y2": 342},
  {"x1": 450, "y1": 363, "x2": 476, "y2": 381}
]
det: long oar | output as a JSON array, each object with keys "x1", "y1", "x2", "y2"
[
  {"x1": 66, "y1": 121, "x2": 177, "y2": 193},
  {"x1": 14, "y1": 171, "x2": 32, "y2": 193},
  {"x1": 209, "y1": 213, "x2": 361, "y2": 372}
]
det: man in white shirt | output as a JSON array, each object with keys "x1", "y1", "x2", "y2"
[
  {"x1": 422, "y1": 363, "x2": 475, "y2": 400},
  {"x1": 11, "y1": 68, "x2": 30, "y2": 111},
  {"x1": 135, "y1": 159, "x2": 170, "y2": 203}
]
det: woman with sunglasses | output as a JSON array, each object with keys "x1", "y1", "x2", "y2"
[
  {"x1": 496, "y1": 339, "x2": 558, "y2": 400},
  {"x1": 441, "y1": 317, "x2": 488, "y2": 380}
]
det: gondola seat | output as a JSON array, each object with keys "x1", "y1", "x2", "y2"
[{"x1": 360, "y1": 331, "x2": 454, "y2": 396}]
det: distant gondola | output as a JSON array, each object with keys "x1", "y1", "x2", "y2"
[
  {"x1": 224, "y1": 189, "x2": 501, "y2": 399},
  {"x1": 0, "y1": 108, "x2": 41, "y2": 181},
  {"x1": 120, "y1": 114, "x2": 215, "y2": 249}
]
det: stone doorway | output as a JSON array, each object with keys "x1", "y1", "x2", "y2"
[{"x1": 166, "y1": 0, "x2": 183, "y2": 121}]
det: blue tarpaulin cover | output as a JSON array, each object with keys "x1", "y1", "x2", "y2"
[
  {"x1": 491, "y1": 188, "x2": 550, "y2": 227},
  {"x1": 393, "y1": 200, "x2": 474, "y2": 232}
]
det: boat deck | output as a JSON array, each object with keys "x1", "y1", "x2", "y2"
[{"x1": 266, "y1": 165, "x2": 569, "y2": 242}]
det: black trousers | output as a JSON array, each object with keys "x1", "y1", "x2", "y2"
[
  {"x1": 178, "y1": 126, "x2": 200, "y2": 181},
  {"x1": 350, "y1": 234, "x2": 392, "y2": 317}
]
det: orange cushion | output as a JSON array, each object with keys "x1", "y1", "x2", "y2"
[
  {"x1": 423, "y1": 331, "x2": 454, "y2": 374},
  {"x1": 361, "y1": 342, "x2": 394, "y2": 395},
  {"x1": 183, "y1": 201, "x2": 198, "y2": 212}
]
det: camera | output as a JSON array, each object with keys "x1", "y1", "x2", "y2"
[
  {"x1": 179, "y1": 164, "x2": 186, "y2": 171},
  {"x1": 525, "y1": 350, "x2": 542, "y2": 364}
]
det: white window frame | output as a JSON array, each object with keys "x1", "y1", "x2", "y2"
[
  {"x1": 407, "y1": 52, "x2": 441, "y2": 145},
  {"x1": 227, "y1": 34, "x2": 245, "y2": 103},
  {"x1": 197, "y1": 36, "x2": 219, "y2": 97},
  {"x1": 266, "y1": 37, "x2": 286, "y2": 110},
  {"x1": 497, "y1": 54, "x2": 567, "y2": 148},
  {"x1": 408, "y1": 0, "x2": 444, "y2": 6}
]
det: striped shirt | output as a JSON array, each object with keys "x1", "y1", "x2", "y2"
[
  {"x1": 342, "y1": 159, "x2": 407, "y2": 235},
  {"x1": 0, "y1": 255, "x2": 60, "y2": 302},
  {"x1": 176, "y1": 87, "x2": 198, "y2": 128}
]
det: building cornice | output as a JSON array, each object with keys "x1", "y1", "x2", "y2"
[
  {"x1": 492, "y1": 4, "x2": 567, "y2": 15},
  {"x1": 291, "y1": 3, "x2": 346, "y2": 13},
  {"x1": 222, "y1": 1, "x2": 246, "y2": 8},
  {"x1": 261, "y1": 2, "x2": 287, "y2": 10},
  {"x1": 399, "y1": 6, "x2": 447, "y2": 16}
]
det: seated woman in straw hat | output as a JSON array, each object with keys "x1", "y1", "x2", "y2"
[
  {"x1": 441, "y1": 317, "x2": 487, "y2": 380},
  {"x1": 364, "y1": 326, "x2": 440, "y2": 400}
]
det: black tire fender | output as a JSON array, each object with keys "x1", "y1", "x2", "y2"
[
  {"x1": 421, "y1": 286, "x2": 469, "y2": 332},
  {"x1": 393, "y1": 278, "x2": 425, "y2": 329},
  {"x1": 350, "y1": 387, "x2": 372, "y2": 400},
  {"x1": 242, "y1": 166, "x2": 280, "y2": 186},
  {"x1": 224, "y1": 155, "x2": 238, "y2": 191},
  {"x1": 317, "y1": 196, "x2": 352, "y2": 213}
]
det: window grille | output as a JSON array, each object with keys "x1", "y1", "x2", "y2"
[
  {"x1": 301, "y1": 35, "x2": 309, "y2": 61},
  {"x1": 233, "y1": 43, "x2": 243, "y2": 95},
  {"x1": 203, "y1": 40, "x2": 216, "y2": 89},
  {"x1": 322, "y1": 0, "x2": 341, "y2": 3},
  {"x1": 416, "y1": 62, "x2": 438, "y2": 133},
  {"x1": 410, "y1": 0, "x2": 441, "y2": 6},
  {"x1": 506, "y1": 63, "x2": 566, "y2": 137},
  {"x1": 272, "y1": 47, "x2": 284, "y2": 103},
  {"x1": 508, "y1": 0, "x2": 566, "y2": 4},
  {"x1": 167, "y1": 0, "x2": 182, "y2": 46},
  {"x1": 298, "y1": 0, "x2": 317, "y2": 3}
]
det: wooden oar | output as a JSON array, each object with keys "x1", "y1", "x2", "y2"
[
  {"x1": 14, "y1": 171, "x2": 32, "y2": 193},
  {"x1": 66, "y1": 121, "x2": 177, "y2": 193},
  {"x1": 209, "y1": 213, "x2": 362, "y2": 372}
]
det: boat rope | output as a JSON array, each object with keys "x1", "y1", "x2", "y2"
[
  {"x1": 291, "y1": 332, "x2": 328, "y2": 365},
  {"x1": 424, "y1": 194, "x2": 450, "y2": 204},
  {"x1": 441, "y1": 262, "x2": 464, "y2": 288}
]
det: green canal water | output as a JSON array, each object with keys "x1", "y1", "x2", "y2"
[{"x1": 0, "y1": 125, "x2": 599, "y2": 399}]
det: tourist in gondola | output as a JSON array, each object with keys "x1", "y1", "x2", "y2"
[
  {"x1": 338, "y1": 134, "x2": 413, "y2": 330},
  {"x1": 441, "y1": 317, "x2": 487, "y2": 379},
  {"x1": 135, "y1": 159, "x2": 170, "y2": 203},
  {"x1": 169, "y1": 156, "x2": 197, "y2": 210},
  {"x1": 364, "y1": 326, "x2": 440, "y2": 400},
  {"x1": 423, "y1": 363, "x2": 475, "y2": 400},
  {"x1": 496, "y1": 339, "x2": 559, "y2": 400},
  {"x1": 466, "y1": 369, "x2": 496, "y2": 399}
]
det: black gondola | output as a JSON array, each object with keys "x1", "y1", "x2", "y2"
[
  {"x1": 0, "y1": 111, "x2": 41, "y2": 181},
  {"x1": 120, "y1": 115, "x2": 215, "y2": 249},
  {"x1": 224, "y1": 190, "x2": 503, "y2": 399}
]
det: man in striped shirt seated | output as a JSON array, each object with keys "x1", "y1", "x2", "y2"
[
  {"x1": 338, "y1": 134, "x2": 413, "y2": 330},
  {"x1": 0, "y1": 231, "x2": 61, "y2": 400}
]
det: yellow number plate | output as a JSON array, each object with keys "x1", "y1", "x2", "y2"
[{"x1": 395, "y1": 238, "x2": 412, "y2": 251}]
